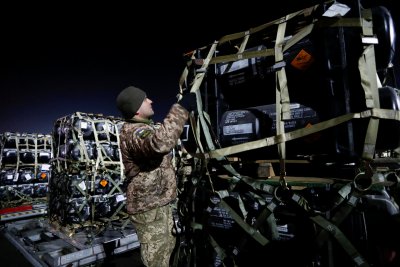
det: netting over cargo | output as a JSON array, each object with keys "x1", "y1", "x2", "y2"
[
  {"x1": 50, "y1": 112, "x2": 129, "y2": 229},
  {"x1": 172, "y1": 1, "x2": 400, "y2": 266},
  {"x1": 0, "y1": 132, "x2": 52, "y2": 209}
]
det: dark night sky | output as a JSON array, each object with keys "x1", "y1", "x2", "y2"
[{"x1": 0, "y1": 1, "x2": 397, "y2": 134}]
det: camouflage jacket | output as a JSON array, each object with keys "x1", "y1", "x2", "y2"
[{"x1": 119, "y1": 103, "x2": 189, "y2": 214}]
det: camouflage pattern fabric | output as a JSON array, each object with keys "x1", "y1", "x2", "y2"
[
  {"x1": 119, "y1": 103, "x2": 189, "y2": 214},
  {"x1": 130, "y1": 204, "x2": 176, "y2": 267}
]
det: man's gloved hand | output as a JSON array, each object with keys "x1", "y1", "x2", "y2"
[{"x1": 178, "y1": 92, "x2": 197, "y2": 112}]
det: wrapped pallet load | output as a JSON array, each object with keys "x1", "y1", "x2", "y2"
[
  {"x1": 0, "y1": 132, "x2": 51, "y2": 221},
  {"x1": 50, "y1": 111, "x2": 127, "y2": 229}
]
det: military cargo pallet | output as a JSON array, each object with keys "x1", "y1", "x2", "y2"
[{"x1": 1, "y1": 217, "x2": 140, "y2": 267}]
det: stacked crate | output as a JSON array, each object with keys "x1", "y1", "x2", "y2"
[
  {"x1": 50, "y1": 111, "x2": 127, "y2": 228},
  {"x1": 0, "y1": 132, "x2": 52, "y2": 209}
]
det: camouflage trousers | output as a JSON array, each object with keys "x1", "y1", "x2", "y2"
[{"x1": 130, "y1": 204, "x2": 176, "y2": 267}]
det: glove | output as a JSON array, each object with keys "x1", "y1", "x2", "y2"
[{"x1": 178, "y1": 92, "x2": 197, "y2": 112}]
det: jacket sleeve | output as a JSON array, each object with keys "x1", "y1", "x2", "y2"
[{"x1": 135, "y1": 103, "x2": 189, "y2": 157}]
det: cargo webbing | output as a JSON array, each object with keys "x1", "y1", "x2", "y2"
[
  {"x1": 216, "y1": 190, "x2": 248, "y2": 220},
  {"x1": 275, "y1": 16, "x2": 291, "y2": 122},
  {"x1": 175, "y1": 2, "x2": 399, "y2": 266},
  {"x1": 213, "y1": 178, "x2": 284, "y2": 249},
  {"x1": 359, "y1": 8, "x2": 380, "y2": 161},
  {"x1": 210, "y1": 47, "x2": 275, "y2": 65},
  {"x1": 178, "y1": 53, "x2": 193, "y2": 96},
  {"x1": 218, "y1": 5, "x2": 320, "y2": 45},
  {"x1": 201, "y1": 108, "x2": 400, "y2": 159},
  {"x1": 178, "y1": 3, "x2": 325, "y2": 183},
  {"x1": 274, "y1": 15, "x2": 290, "y2": 186},
  {"x1": 51, "y1": 112, "x2": 129, "y2": 228},
  {"x1": 312, "y1": 187, "x2": 359, "y2": 247},
  {"x1": 178, "y1": 1, "x2": 398, "y2": 164},
  {"x1": 230, "y1": 198, "x2": 279, "y2": 260},
  {"x1": 187, "y1": 41, "x2": 217, "y2": 157},
  {"x1": 212, "y1": 173, "x2": 377, "y2": 266},
  {"x1": 114, "y1": 120, "x2": 125, "y2": 182},
  {"x1": 209, "y1": 234, "x2": 227, "y2": 262},
  {"x1": 218, "y1": 199, "x2": 270, "y2": 246},
  {"x1": 74, "y1": 112, "x2": 92, "y2": 166},
  {"x1": 181, "y1": 42, "x2": 244, "y2": 181},
  {"x1": 180, "y1": 4, "x2": 397, "y2": 165},
  {"x1": 287, "y1": 171, "x2": 397, "y2": 267},
  {"x1": 310, "y1": 214, "x2": 370, "y2": 267},
  {"x1": 204, "y1": 5, "x2": 317, "y2": 80},
  {"x1": 287, "y1": 185, "x2": 371, "y2": 267}
]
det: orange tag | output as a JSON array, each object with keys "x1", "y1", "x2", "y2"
[
  {"x1": 100, "y1": 179, "x2": 108, "y2": 187},
  {"x1": 290, "y1": 49, "x2": 314, "y2": 70}
]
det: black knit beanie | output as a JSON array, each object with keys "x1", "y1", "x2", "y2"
[{"x1": 116, "y1": 86, "x2": 147, "y2": 119}]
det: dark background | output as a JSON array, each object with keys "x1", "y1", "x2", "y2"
[{"x1": 0, "y1": 0, "x2": 398, "y2": 134}]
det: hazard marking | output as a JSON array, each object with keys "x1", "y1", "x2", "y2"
[
  {"x1": 0, "y1": 205, "x2": 32, "y2": 215},
  {"x1": 290, "y1": 49, "x2": 314, "y2": 70}
]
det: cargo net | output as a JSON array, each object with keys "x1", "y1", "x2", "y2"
[
  {"x1": 179, "y1": 2, "x2": 400, "y2": 163},
  {"x1": 173, "y1": 1, "x2": 400, "y2": 267},
  {"x1": 50, "y1": 111, "x2": 129, "y2": 232},
  {"x1": 0, "y1": 132, "x2": 52, "y2": 209}
]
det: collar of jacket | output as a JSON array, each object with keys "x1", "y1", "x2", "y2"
[{"x1": 127, "y1": 117, "x2": 154, "y2": 125}]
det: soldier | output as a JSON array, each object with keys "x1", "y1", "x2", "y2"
[{"x1": 116, "y1": 85, "x2": 196, "y2": 267}]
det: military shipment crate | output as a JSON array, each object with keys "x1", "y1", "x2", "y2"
[
  {"x1": 50, "y1": 112, "x2": 128, "y2": 229},
  {"x1": 0, "y1": 132, "x2": 52, "y2": 220}
]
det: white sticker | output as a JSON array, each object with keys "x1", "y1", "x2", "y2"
[
  {"x1": 323, "y1": 2, "x2": 350, "y2": 17},
  {"x1": 223, "y1": 123, "x2": 253, "y2": 135},
  {"x1": 116, "y1": 194, "x2": 126, "y2": 202},
  {"x1": 78, "y1": 181, "x2": 86, "y2": 190},
  {"x1": 41, "y1": 164, "x2": 50, "y2": 171},
  {"x1": 81, "y1": 121, "x2": 88, "y2": 129}
]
